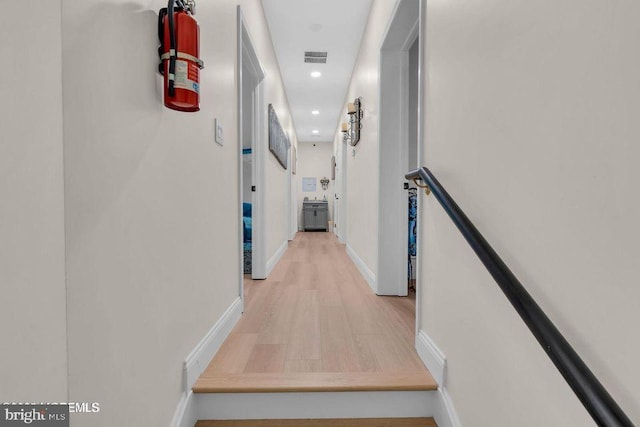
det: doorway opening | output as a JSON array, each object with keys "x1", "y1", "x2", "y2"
[
  {"x1": 407, "y1": 37, "x2": 419, "y2": 294},
  {"x1": 238, "y1": 6, "x2": 267, "y2": 311},
  {"x1": 377, "y1": 0, "x2": 421, "y2": 300}
]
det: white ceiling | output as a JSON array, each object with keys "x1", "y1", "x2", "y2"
[{"x1": 262, "y1": 0, "x2": 373, "y2": 143}]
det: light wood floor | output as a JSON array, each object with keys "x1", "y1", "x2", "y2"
[
  {"x1": 194, "y1": 232, "x2": 436, "y2": 393},
  {"x1": 195, "y1": 418, "x2": 437, "y2": 427}
]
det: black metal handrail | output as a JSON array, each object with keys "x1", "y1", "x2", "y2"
[{"x1": 406, "y1": 166, "x2": 634, "y2": 427}]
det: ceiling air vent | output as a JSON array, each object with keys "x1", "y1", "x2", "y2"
[{"x1": 304, "y1": 51, "x2": 327, "y2": 64}]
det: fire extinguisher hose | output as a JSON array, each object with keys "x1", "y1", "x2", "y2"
[{"x1": 167, "y1": 0, "x2": 186, "y2": 97}]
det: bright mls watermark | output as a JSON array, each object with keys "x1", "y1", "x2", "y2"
[
  {"x1": 1, "y1": 403, "x2": 100, "y2": 426},
  {"x1": 1, "y1": 405, "x2": 68, "y2": 426}
]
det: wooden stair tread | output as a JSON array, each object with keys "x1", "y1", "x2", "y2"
[
  {"x1": 193, "y1": 371, "x2": 437, "y2": 393},
  {"x1": 195, "y1": 418, "x2": 437, "y2": 426}
]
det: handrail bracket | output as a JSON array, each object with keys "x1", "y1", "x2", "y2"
[{"x1": 413, "y1": 178, "x2": 431, "y2": 196}]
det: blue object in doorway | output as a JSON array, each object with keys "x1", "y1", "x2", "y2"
[{"x1": 408, "y1": 188, "x2": 417, "y2": 279}]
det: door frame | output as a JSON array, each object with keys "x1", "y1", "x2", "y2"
[
  {"x1": 237, "y1": 6, "x2": 266, "y2": 310},
  {"x1": 289, "y1": 144, "x2": 297, "y2": 240},
  {"x1": 332, "y1": 146, "x2": 338, "y2": 238},
  {"x1": 335, "y1": 137, "x2": 348, "y2": 244},
  {"x1": 376, "y1": 0, "x2": 420, "y2": 297},
  {"x1": 414, "y1": 0, "x2": 426, "y2": 340}
]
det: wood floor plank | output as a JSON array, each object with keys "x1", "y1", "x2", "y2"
[
  {"x1": 204, "y1": 333, "x2": 258, "y2": 374},
  {"x1": 320, "y1": 305, "x2": 374, "y2": 372},
  {"x1": 358, "y1": 334, "x2": 425, "y2": 373},
  {"x1": 295, "y1": 260, "x2": 320, "y2": 290},
  {"x1": 283, "y1": 359, "x2": 323, "y2": 373},
  {"x1": 193, "y1": 371, "x2": 437, "y2": 393},
  {"x1": 373, "y1": 295, "x2": 417, "y2": 346},
  {"x1": 196, "y1": 418, "x2": 437, "y2": 427},
  {"x1": 267, "y1": 250, "x2": 291, "y2": 282},
  {"x1": 235, "y1": 282, "x2": 286, "y2": 334},
  {"x1": 244, "y1": 344, "x2": 287, "y2": 373},
  {"x1": 196, "y1": 232, "x2": 437, "y2": 393},
  {"x1": 341, "y1": 294, "x2": 384, "y2": 335},
  {"x1": 286, "y1": 290, "x2": 321, "y2": 360},
  {"x1": 318, "y1": 283, "x2": 342, "y2": 307},
  {"x1": 351, "y1": 333, "x2": 382, "y2": 372},
  {"x1": 256, "y1": 285, "x2": 300, "y2": 345}
]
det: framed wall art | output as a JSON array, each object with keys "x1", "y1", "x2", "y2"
[
  {"x1": 268, "y1": 104, "x2": 289, "y2": 169},
  {"x1": 292, "y1": 145, "x2": 297, "y2": 175}
]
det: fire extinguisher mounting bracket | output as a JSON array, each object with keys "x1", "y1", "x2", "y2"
[
  {"x1": 160, "y1": 51, "x2": 204, "y2": 69},
  {"x1": 184, "y1": 0, "x2": 196, "y2": 15}
]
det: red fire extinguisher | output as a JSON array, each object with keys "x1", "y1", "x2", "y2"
[{"x1": 158, "y1": 0, "x2": 204, "y2": 112}]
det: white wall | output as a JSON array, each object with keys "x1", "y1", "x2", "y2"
[
  {"x1": 339, "y1": 0, "x2": 399, "y2": 277},
  {"x1": 265, "y1": 113, "x2": 294, "y2": 258},
  {"x1": 60, "y1": 0, "x2": 294, "y2": 425},
  {"x1": 296, "y1": 142, "x2": 334, "y2": 230},
  {"x1": 0, "y1": 0, "x2": 67, "y2": 402},
  {"x1": 420, "y1": 0, "x2": 640, "y2": 425}
]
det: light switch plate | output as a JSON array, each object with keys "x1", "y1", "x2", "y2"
[{"x1": 215, "y1": 118, "x2": 224, "y2": 146}]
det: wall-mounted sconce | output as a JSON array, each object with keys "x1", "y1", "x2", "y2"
[
  {"x1": 347, "y1": 97, "x2": 363, "y2": 147},
  {"x1": 341, "y1": 122, "x2": 350, "y2": 144},
  {"x1": 320, "y1": 177, "x2": 330, "y2": 191}
]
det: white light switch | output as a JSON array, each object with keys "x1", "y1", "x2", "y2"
[{"x1": 215, "y1": 118, "x2": 224, "y2": 145}]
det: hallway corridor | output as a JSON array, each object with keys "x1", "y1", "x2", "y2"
[{"x1": 194, "y1": 232, "x2": 436, "y2": 392}]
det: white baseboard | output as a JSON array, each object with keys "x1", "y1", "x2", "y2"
[
  {"x1": 415, "y1": 330, "x2": 462, "y2": 427},
  {"x1": 195, "y1": 391, "x2": 436, "y2": 420},
  {"x1": 183, "y1": 297, "x2": 243, "y2": 391},
  {"x1": 171, "y1": 391, "x2": 196, "y2": 427},
  {"x1": 171, "y1": 297, "x2": 243, "y2": 426},
  {"x1": 434, "y1": 387, "x2": 462, "y2": 427},
  {"x1": 416, "y1": 330, "x2": 446, "y2": 386},
  {"x1": 346, "y1": 243, "x2": 377, "y2": 293},
  {"x1": 266, "y1": 240, "x2": 288, "y2": 277}
]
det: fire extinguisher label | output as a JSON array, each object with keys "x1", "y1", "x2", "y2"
[{"x1": 173, "y1": 60, "x2": 200, "y2": 94}]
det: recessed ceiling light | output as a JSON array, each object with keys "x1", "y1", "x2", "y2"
[
  {"x1": 312, "y1": 130, "x2": 319, "y2": 134},
  {"x1": 312, "y1": 110, "x2": 320, "y2": 115},
  {"x1": 310, "y1": 71, "x2": 322, "y2": 78}
]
